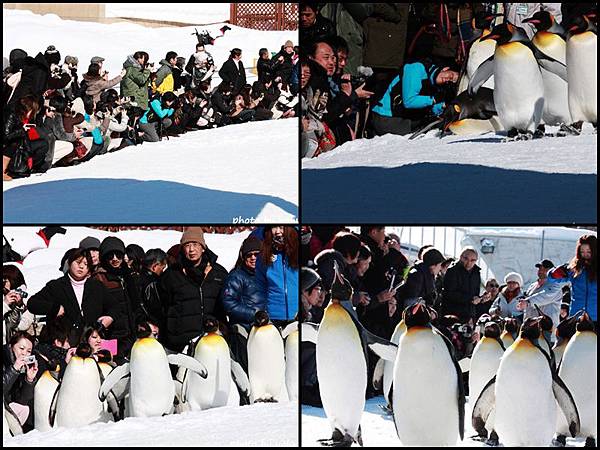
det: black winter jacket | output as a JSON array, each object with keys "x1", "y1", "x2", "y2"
[
  {"x1": 159, "y1": 251, "x2": 228, "y2": 351},
  {"x1": 3, "y1": 345, "x2": 35, "y2": 407},
  {"x1": 134, "y1": 269, "x2": 166, "y2": 329},
  {"x1": 3, "y1": 111, "x2": 28, "y2": 155},
  {"x1": 211, "y1": 89, "x2": 233, "y2": 115},
  {"x1": 9, "y1": 53, "x2": 70, "y2": 106},
  {"x1": 396, "y1": 262, "x2": 437, "y2": 309},
  {"x1": 441, "y1": 262, "x2": 482, "y2": 321},
  {"x1": 218, "y1": 58, "x2": 246, "y2": 95},
  {"x1": 257, "y1": 57, "x2": 274, "y2": 83},
  {"x1": 221, "y1": 266, "x2": 266, "y2": 330},
  {"x1": 27, "y1": 275, "x2": 120, "y2": 344},
  {"x1": 271, "y1": 49, "x2": 294, "y2": 82}
]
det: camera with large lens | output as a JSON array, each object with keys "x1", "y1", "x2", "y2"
[
  {"x1": 13, "y1": 287, "x2": 28, "y2": 299},
  {"x1": 451, "y1": 323, "x2": 473, "y2": 338}
]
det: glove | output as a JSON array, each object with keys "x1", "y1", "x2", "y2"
[{"x1": 432, "y1": 102, "x2": 445, "y2": 116}]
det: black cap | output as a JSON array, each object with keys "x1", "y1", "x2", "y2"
[
  {"x1": 79, "y1": 236, "x2": 101, "y2": 250},
  {"x1": 535, "y1": 259, "x2": 554, "y2": 269},
  {"x1": 301, "y1": 267, "x2": 321, "y2": 292}
]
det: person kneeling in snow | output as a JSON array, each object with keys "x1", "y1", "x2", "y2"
[{"x1": 138, "y1": 92, "x2": 177, "y2": 142}]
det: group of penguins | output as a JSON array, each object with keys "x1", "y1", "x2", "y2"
[
  {"x1": 440, "y1": 9, "x2": 597, "y2": 140},
  {"x1": 3, "y1": 312, "x2": 298, "y2": 436},
  {"x1": 302, "y1": 267, "x2": 597, "y2": 447}
]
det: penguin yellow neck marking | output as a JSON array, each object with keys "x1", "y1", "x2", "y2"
[
  {"x1": 200, "y1": 332, "x2": 227, "y2": 345},
  {"x1": 497, "y1": 41, "x2": 530, "y2": 56},
  {"x1": 406, "y1": 325, "x2": 429, "y2": 335},
  {"x1": 513, "y1": 337, "x2": 536, "y2": 352},
  {"x1": 134, "y1": 337, "x2": 160, "y2": 350},
  {"x1": 571, "y1": 31, "x2": 596, "y2": 43},
  {"x1": 323, "y1": 302, "x2": 352, "y2": 326}
]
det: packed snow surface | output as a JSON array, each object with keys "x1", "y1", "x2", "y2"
[
  {"x1": 3, "y1": 9, "x2": 298, "y2": 223},
  {"x1": 5, "y1": 402, "x2": 297, "y2": 447},
  {"x1": 302, "y1": 396, "x2": 586, "y2": 447},
  {"x1": 302, "y1": 128, "x2": 597, "y2": 223},
  {"x1": 105, "y1": 3, "x2": 230, "y2": 25}
]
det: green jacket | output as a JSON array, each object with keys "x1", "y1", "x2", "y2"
[{"x1": 120, "y1": 55, "x2": 151, "y2": 110}]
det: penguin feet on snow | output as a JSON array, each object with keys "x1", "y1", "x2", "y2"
[
  {"x1": 503, "y1": 128, "x2": 535, "y2": 141},
  {"x1": 554, "y1": 434, "x2": 567, "y2": 446},
  {"x1": 485, "y1": 430, "x2": 500, "y2": 447},
  {"x1": 584, "y1": 437, "x2": 596, "y2": 447},
  {"x1": 318, "y1": 429, "x2": 354, "y2": 447}
]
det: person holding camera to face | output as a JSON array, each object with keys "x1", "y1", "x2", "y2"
[
  {"x1": 81, "y1": 62, "x2": 126, "y2": 105},
  {"x1": 3, "y1": 265, "x2": 34, "y2": 346},
  {"x1": 3, "y1": 331, "x2": 38, "y2": 431},
  {"x1": 120, "y1": 51, "x2": 151, "y2": 111}
]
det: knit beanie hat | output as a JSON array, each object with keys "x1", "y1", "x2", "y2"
[
  {"x1": 301, "y1": 267, "x2": 321, "y2": 292},
  {"x1": 422, "y1": 248, "x2": 445, "y2": 267},
  {"x1": 44, "y1": 45, "x2": 61, "y2": 65},
  {"x1": 79, "y1": 236, "x2": 101, "y2": 250},
  {"x1": 64, "y1": 55, "x2": 79, "y2": 66},
  {"x1": 99, "y1": 236, "x2": 126, "y2": 259},
  {"x1": 180, "y1": 227, "x2": 206, "y2": 247},
  {"x1": 241, "y1": 236, "x2": 262, "y2": 257},
  {"x1": 504, "y1": 272, "x2": 523, "y2": 286}
]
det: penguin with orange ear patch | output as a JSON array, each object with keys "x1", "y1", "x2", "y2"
[
  {"x1": 556, "y1": 312, "x2": 597, "y2": 447},
  {"x1": 392, "y1": 302, "x2": 465, "y2": 445},
  {"x1": 472, "y1": 317, "x2": 580, "y2": 446},
  {"x1": 316, "y1": 263, "x2": 397, "y2": 447}
]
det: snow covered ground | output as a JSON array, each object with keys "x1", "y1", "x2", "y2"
[
  {"x1": 3, "y1": 9, "x2": 298, "y2": 223},
  {"x1": 105, "y1": 3, "x2": 230, "y2": 25},
  {"x1": 302, "y1": 396, "x2": 586, "y2": 447},
  {"x1": 302, "y1": 127, "x2": 597, "y2": 223},
  {"x1": 5, "y1": 402, "x2": 297, "y2": 447}
]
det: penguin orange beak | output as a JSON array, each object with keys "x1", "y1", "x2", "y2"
[
  {"x1": 412, "y1": 303, "x2": 424, "y2": 315},
  {"x1": 523, "y1": 18, "x2": 541, "y2": 25}
]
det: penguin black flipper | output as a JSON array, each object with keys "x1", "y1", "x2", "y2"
[
  {"x1": 467, "y1": 55, "x2": 494, "y2": 96},
  {"x1": 552, "y1": 373, "x2": 581, "y2": 438},
  {"x1": 231, "y1": 358, "x2": 251, "y2": 403},
  {"x1": 523, "y1": 40, "x2": 569, "y2": 82},
  {"x1": 4, "y1": 402, "x2": 24, "y2": 436},
  {"x1": 167, "y1": 353, "x2": 209, "y2": 379},
  {"x1": 48, "y1": 375, "x2": 62, "y2": 427},
  {"x1": 301, "y1": 322, "x2": 319, "y2": 344},
  {"x1": 340, "y1": 300, "x2": 398, "y2": 362},
  {"x1": 472, "y1": 375, "x2": 496, "y2": 435},
  {"x1": 432, "y1": 326, "x2": 466, "y2": 440},
  {"x1": 99, "y1": 362, "x2": 131, "y2": 402}
]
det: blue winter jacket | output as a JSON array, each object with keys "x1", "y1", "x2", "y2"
[
  {"x1": 221, "y1": 266, "x2": 267, "y2": 330},
  {"x1": 372, "y1": 62, "x2": 444, "y2": 118},
  {"x1": 547, "y1": 266, "x2": 597, "y2": 321},
  {"x1": 139, "y1": 99, "x2": 174, "y2": 125},
  {"x1": 255, "y1": 252, "x2": 298, "y2": 321}
]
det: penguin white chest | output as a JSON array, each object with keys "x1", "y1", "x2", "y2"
[
  {"x1": 34, "y1": 371, "x2": 59, "y2": 432},
  {"x1": 316, "y1": 304, "x2": 366, "y2": 438},
  {"x1": 495, "y1": 340, "x2": 556, "y2": 446},
  {"x1": 130, "y1": 339, "x2": 175, "y2": 417},
  {"x1": 567, "y1": 32, "x2": 597, "y2": 123},
  {"x1": 494, "y1": 43, "x2": 544, "y2": 131},
  {"x1": 558, "y1": 332, "x2": 597, "y2": 438},
  {"x1": 285, "y1": 330, "x2": 299, "y2": 401},
  {"x1": 469, "y1": 338, "x2": 503, "y2": 405},
  {"x1": 248, "y1": 324, "x2": 286, "y2": 402},
  {"x1": 55, "y1": 358, "x2": 103, "y2": 427},
  {"x1": 187, "y1": 333, "x2": 231, "y2": 409},
  {"x1": 393, "y1": 327, "x2": 459, "y2": 446}
]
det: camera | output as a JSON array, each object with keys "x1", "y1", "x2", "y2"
[
  {"x1": 12, "y1": 287, "x2": 28, "y2": 299},
  {"x1": 23, "y1": 355, "x2": 36, "y2": 366},
  {"x1": 451, "y1": 323, "x2": 473, "y2": 338}
]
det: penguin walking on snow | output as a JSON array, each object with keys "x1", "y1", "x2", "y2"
[
  {"x1": 372, "y1": 319, "x2": 406, "y2": 414},
  {"x1": 392, "y1": 302, "x2": 465, "y2": 446},
  {"x1": 99, "y1": 325, "x2": 208, "y2": 417},
  {"x1": 566, "y1": 13, "x2": 597, "y2": 133},
  {"x1": 523, "y1": 11, "x2": 573, "y2": 129},
  {"x1": 468, "y1": 321, "x2": 505, "y2": 443},
  {"x1": 472, "y1": 316, "x2": 580, "y2": 446},
  {"x1": 556, "y1": 312, "x2": 597, "y2": 447},
  {"x1": 468, "y1": 23, "x2": 568, "y2": 140},
  {"x1": 316, "y1": 263, "x2": 397, "y2": 447}
]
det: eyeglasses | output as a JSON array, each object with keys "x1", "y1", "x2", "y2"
[{"x1": 244, "y1": 252, "x2": 260, "y2": 258}]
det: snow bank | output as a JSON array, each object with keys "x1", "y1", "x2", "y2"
[
  {"x1": 302, "y1": 128, "x2": 597, "y2": 223},
  {"x1": 5, "y1": 402, "x2": 297, "y2": 447},
  {"x1": 302, "y1": 396, "x2": 585, "y2": 447}
]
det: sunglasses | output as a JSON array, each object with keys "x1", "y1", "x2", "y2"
[
  {"x1": 488, "y1": 284, "x2": 499, "y2": 288},
  {"x1": 47, "y1": 107, "x2": 57, "y2": 113},
  {"x1": 106, "y1": 251, "x2": 124, "y2": 260},
  {"x1": 244, "y1": 251, "x2": 260, "y2": 258}
]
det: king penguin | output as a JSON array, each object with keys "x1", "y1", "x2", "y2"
[
  {"x1": 472, "y1": 317, "x2": 580, "y2": 446},
  {"x1": 53, "y1": 344, "x2": 108, "y2": 427},
  {"x1": 468, "y1": 321, "x2": 505, "y2": 442},
  {"x1": 100, "y1": 324, "x2": 208, "y2": 417},
  {"x1": 392, "y1": 302, "x2": 465, "y2": 446},
  {"x1": 524, "y1": 11, "x2": 573, "y2": 128},
  {"x1": 316, "y1": 264, "x2": 397, "y2": 447},
  {"x1": 34, "y1": 368, "x2": 60, "y2": 431},
  {"x1": 373, "y1": 318, "x2": 406, "y2": 413},
  {"x1": 552, "y1": 313, "x2": 578, "y2": 368},
  {"x1": 566, "y1": 13, "x2": 597, "y2": 132},
  {"x1": 283, "y1": 321, "x2": 299, "y2": 402},
  {"x1": 182, "y1": 317, "x2": 249, "y2": 410},
  {"x1": 500, "y1": 317, "x2": 519, "y2": 349},
  {"x1": 556, "y1": 312, "x2": 597, "y2": 447},
  {"x1": 247, "y1": 311, "x2": 287, "y2": 403},
  {"x1": 468, "y1": 23, "x2": 568, "y2": 140}
]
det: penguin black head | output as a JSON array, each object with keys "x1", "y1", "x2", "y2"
[
  {"x1": 483, "y1": 321, "x2": 502, "y2": 339},
  {"x1": 75, "y1": 342, "x2": 93, "y2": 359},
  {"x1": 203, "y1": 315, "x2": 219, "y2": 333},
  {"x1": 136, "y1": 322, "x2": 153, "y2": 339},
  {"x1": 330, "y1": 261, "x2": 353, "y2": 303},
  {"x1": 523, "y1": 11, "x2": 554, "y2": 32},
  {"x1": 254, "y1": 310, "x2": 270, "y2": 328},
  {"x1": 481, "y1": 23, "x2": 528, "y2": 45},
  {"x1": 96, "y1": 349, "x2": 113, "y2": 363},
  {"x1": 520, "y1": 317, "x2": 542, "y2": 341},
  {"x1": 576, "y1": 312, "x2": 596, "y2": 333},
  {"x1": 533, "y1": 305, "x2": 554, "y2": 332},
  {"x1": 556, "y1": 314, "x2": 579, "y2": 341},
  {"x1": 404, "y1": 302, "x2": 431, "y2": 329},
  {"x1": 568, "y1": 15, "x2": 594, "y2": 35},
  {"x1": 504, "y1": 317, "x2": 520, "y2": 335},
  {"x1": 473, "y1": 11, "x2": 500, "y2": 31}
]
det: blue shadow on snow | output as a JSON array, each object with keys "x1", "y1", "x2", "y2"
[
  {"x1": 4, "y1": 178, "x2": 298, "y2": 223},
  {"x1": 302, "y1": 163, "x2": 597, "y2": 223}
]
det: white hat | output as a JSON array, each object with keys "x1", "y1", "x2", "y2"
[{"x1": 504, "y1": 272, "x2": 523, "y2": 286}]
